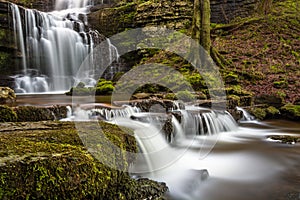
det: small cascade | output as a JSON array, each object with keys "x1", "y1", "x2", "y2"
[
  {"x1": 236, "y1": 106, "x2": 255, "y2": 121},
  {"x1": 179, "y1": 106, "x2": 237, "y2": 136},
  {"x1": 10, "y1": 1, "x2": 119, "y2": 93},
  {"x1": 171, "y1": 115, "x2": 185, "y2": 141},
  {"x1": 61, "y1": 105, "x2": 141, "y2": 121},
  {"x1": 92, "y1": 105, "x2": 140, "y2": 121}
]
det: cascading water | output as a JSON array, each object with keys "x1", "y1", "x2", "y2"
[
  {"x1": 180, "y1": 106, "x2": 237, "y2": 136},
  {"x1": 59, "y1": 103, "x2": 300, "y2": 200},
  {"x1": 10, "y1": 0, "x2": 119, "y2": 93}
]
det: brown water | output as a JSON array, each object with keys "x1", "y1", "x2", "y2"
[{"x1": 12, "y1": 94, "x2": 112, "y2": 106}]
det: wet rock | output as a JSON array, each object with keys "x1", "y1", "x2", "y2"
[
  {"x1": 0, "y1": 87, "x2": 16, "y2": 104},
  {"x1": 135, "y1": 178, "x2": 169, "y2": 200},
  {"x1": 0, "y1": 105, "x2": 17, "y2": 122},
  {"x1": 230, "y1": 107, "x2": 243, "y2": 121},
  {"x1": 268, "y1": 135, "x2": 300, "y2": 144},
  {"x1": 130, "y1": 99, "x2": 184, "y2": 112},
  {"x1": 254, "y1": 94, "x2": 284, "y2": 108},
  {"x1": 163, "y1": 115, "x2": 173, "y2": 143}
]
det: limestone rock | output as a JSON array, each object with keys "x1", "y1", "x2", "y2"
[{"x1": 0, "y1": 87, "x2": 16, "y2": 104}]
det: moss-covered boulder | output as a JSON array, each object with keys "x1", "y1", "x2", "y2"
[
  {"x1": 280, "y1": 104, "x2": 300, "y2": 121},
  {"x1": 0, "y1": 121, "x2": 168, "y2": 199},
  {"x1": 0, "y1": 105, "x2": 17, "y2": 122},
  {"x1": 249, "y1": 107, "x2": 267, "y2": 120}
]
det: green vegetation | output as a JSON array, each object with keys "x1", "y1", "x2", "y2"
[
  {"x1": 249, "y1": 107, "x2": 267, "y2": 120},
  {"x1": 273, "y1": 80, "x2": 288, "y2": 89},
  {"x1": 176, "y1": 90, "x2": 195, "y2": 102},
  {"x1": 96, "y1": 79, "x2": 115, "y2": 95},
  {"x1": 280, "y1": 103, "x2": 300, "y2": 120},
  {"x1": 66, "y1": 80, "x2": 115, "y2": 96},
  {"x1": 0, "y1": 105, "x2": 17, "y2": 122}
]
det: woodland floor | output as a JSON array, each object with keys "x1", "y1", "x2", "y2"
[{"x1": 213, "y1": 0, "x2": 300, "y2": 103}]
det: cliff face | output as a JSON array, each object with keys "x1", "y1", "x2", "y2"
[
  {"x1": 6, "y1": 0, "x2": 54, "y2": 12},
  {"x1": 88, "y1": 0, "x2": 259, "y2": 37},
  {"x1": 0, "y1": 2, "x2": 17, "y2": 87}
]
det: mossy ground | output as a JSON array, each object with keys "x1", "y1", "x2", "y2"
[{"x1": 0, "y1": 121, "x2": 168, "y2": 199}]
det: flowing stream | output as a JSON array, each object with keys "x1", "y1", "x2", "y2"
[{"x1": 63, "y1": 103, "x2": 300, "y2": 200}]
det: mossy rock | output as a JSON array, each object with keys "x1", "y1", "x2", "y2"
[
  {"x1": 0, "y1": 105, "x2": 17, "y2": 122},
  {"x1": 227, "y1": 95, "x2": 240, "y2": 109},
  {"x1": 224, "y1": 72, "x2": 239, "y2": 85},
  {"x1": 0, "y1": 121, "x2": 168, "y2": 199},
  {"x1": 254, "y1": 94, "x2": 284, "y2": 108},
  {"x1": 164, "y1": 93, "x2": 177, "y2": 100},
  {"x1": 176, "y1": 90, "x2": 195, "y2": 102},
  {"x1": 266, "y1": 106, "x2": 280, "y2": 119},
  {"x1": 249, "y1": 107, "x2": 267, "y2": 120},
  {"x1": 14, "y1": 106, "x2": 55, "y2": 122},
  {"x1": 280, "y1": 104, "x2": 300, "y2": 121},
  {"x1": 226, "y1": 86, "x2": 252, "y2": 96}
]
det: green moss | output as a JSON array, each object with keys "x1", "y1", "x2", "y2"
[
  {"x1": 227, "y1": 95, "x2": 240, "y2": 108},
  {"x1": 224, "y1": 72, "x2": 239, "y2": 85},
  {"x1": 176, "y1": 90, "x2": 195, "y2": 102},
  {"x1": 164, "y1": 93, "x2": 177, "y2": 100},
  {"x1": 0, "y1": 106, "x2": 17, "y2": 122},
  {"x1": 250, "y1": 107, "x2": 267, "y2": 120},
  {"x1": 0, "y1": 121, "x2": 167, "y2": 199},
  {"x1": 273, "y1": 80, "x2": 288, "y2": 89},
  {"x1": 266, "y1": 106, "x2": 280, "y2": 118},
  {"x1": 280, "y1": 103, "x2": 300, "y2": 121},
  {"x1": 96, "y1": 79, "x2": 115, "y2": 95},
  {"x1": 226, "y1": 85, "x2": 252, "y2": 96}
]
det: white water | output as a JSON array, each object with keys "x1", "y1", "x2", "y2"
[
  {"x1": 236, "y1": 106, "x2": 256, "y2": 121},
  {"x1": 10, "y1": 1, "x2": 119, "y2": 94},
  {"x1": 60, "y1": 104, "x2": 300, "y2": 199}
]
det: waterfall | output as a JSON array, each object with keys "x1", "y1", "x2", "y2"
[
  {"x1": 180, "y1": 106, "x2": 237, "y2": 136},
  {"x1": 10, "y1": 4, "x2": 27, "y2": 72},
  {"x1": 10, "y1": 1, "x2": 119, "y2": 94},
  {"x1": 236, "y1": 106, "x2": 255, "y2": 121},
  {"x1": 55, "y1": 0, "x2": 93, "y2": 11}
]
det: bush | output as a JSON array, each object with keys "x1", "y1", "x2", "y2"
[{"x1": 96, "y1": 84, "x2": 115, "y2": 95}]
